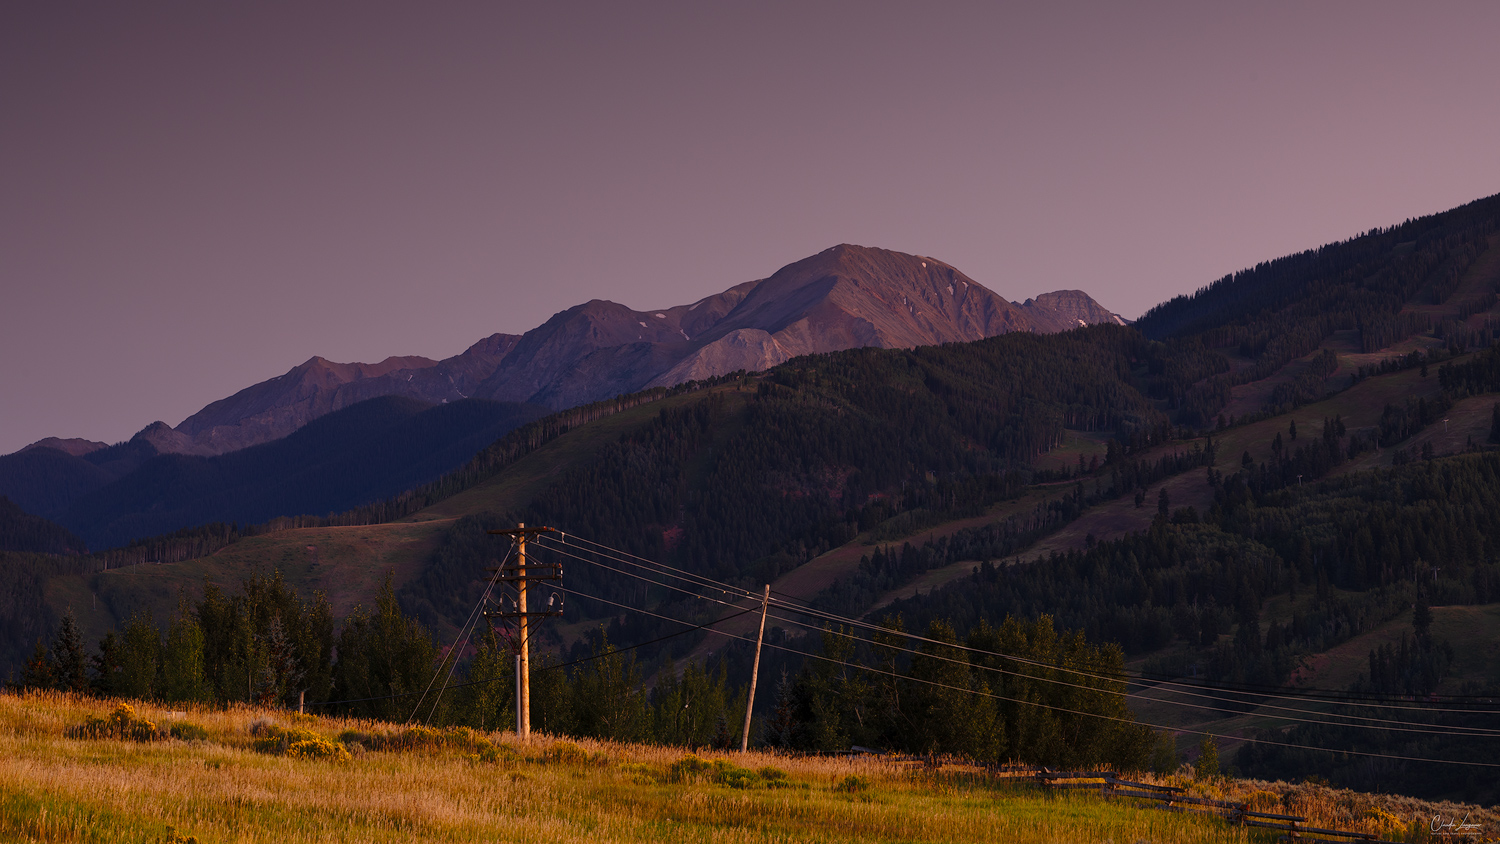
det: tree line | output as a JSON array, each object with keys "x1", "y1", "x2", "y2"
[{"x1": 10, "y1": 570, "x2": 1163, "y2": 772}]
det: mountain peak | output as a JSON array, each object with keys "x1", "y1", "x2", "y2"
[
  {"x1": 39, "y1": 246, "x2": 1123, "y2": 457},
  {"x1": 485, "y1": 243, "x2": 1124, "y2": 407}
]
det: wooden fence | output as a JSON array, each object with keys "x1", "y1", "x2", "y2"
[
  {"x1": 841, "y1": 752, "x2": 1405, "y2": 843},
  {"x1": 1024, "y1": 770, "x2": 1401, "y2": 844}
]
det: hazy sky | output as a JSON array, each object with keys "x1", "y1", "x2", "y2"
[{"x1": 4, "y1": 1, "x2": 1499, "y2": 454}]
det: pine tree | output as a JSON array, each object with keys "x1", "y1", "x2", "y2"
[
  {"x1": 254, "y1": 616, "x2": 302, "y2": 707},
  {"x1": 1413, "y1": 598, "x2": 1433, "y2": 640},
  {"x1": 20, "y1": 639, "x2": 53, "y2": 690},
  {"x1": 762, "y1": 668, "x2": 797, "y2": 749},
  {"x1": 49, "y1": 610, "x2": 90, "y2": 695},
  {"x1": 92, "y1": 631, "x2": 124, "y2": 696}
]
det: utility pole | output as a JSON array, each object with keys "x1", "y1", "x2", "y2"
[
  {"x1": 485, "y1": 524, "x2": 560, "y2": 742},
  {"x1": 740, "y1": 584, "x2": 770, "y2": 753}
]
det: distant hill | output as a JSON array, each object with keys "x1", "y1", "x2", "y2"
[{"x1": 8, "y1": 396, "x2": 546, "y2": 550}]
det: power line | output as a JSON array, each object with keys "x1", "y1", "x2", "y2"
[
  {"x1": 565, "y1": 583, "x2": 1500, "y2": 770},
  {"x1": 546, "y1": 533, "x2": 1500, "y2": 723},
  {"x1": 416, "y1": 542, "x2": 518, "y2": 724},
  {"x1": 532, "y1": 535, "x2": 758, "y2": 604},
  {"x1": 530, "y1": 540, "x2": 757, "y2": 613},
  {"x1": 550, "y1": 545, "x2": 1500, "y2": 739},
  {"x1": 755, "y1": 607, "x2": 1500, "y2": 738},
  {"x1": 540, "y1": 533, "x2": 760, "y2": 601},
  {"x1": 767, "y1": 593, "x2": 1500, "y2": 716}
]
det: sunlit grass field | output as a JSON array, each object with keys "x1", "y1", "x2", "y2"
[{"x1": 0, "y1": 692, "x2": 1269, "y2": 844}]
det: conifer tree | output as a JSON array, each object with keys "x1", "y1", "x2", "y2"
[
  {"x1": 49, "y1": 610, "x2": 89, "y2": 695},
  {"x1": 20, "y1": 640, "x2": 52, "y2": 691}
]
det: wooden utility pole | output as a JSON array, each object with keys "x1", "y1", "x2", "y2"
[
  {"x1": 740, "y1": 584, "x2": 770, "y2": 752},
  {"x1": 485, "y1": 524, "x2": 560, "y2": 742}
]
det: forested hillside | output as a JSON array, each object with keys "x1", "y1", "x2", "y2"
[
  {"x1": 400, "y1": 325, "x2": 1175, "y2": 632},
  {"x1": 1136, "y1": 192, "x2": 1500, "y2": 424},
  {"x1": 0, "y1": 496, "x2": 85, "y2": 555}
]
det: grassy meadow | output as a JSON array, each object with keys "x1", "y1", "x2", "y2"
[{"x1": 4, "y1": 692, "x2": 1492, "y2": 844}]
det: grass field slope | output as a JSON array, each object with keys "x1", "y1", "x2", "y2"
[{"x1": 4, "y1": 691, "x2": 1494, "y2": 844}]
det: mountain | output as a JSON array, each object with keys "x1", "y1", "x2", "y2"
[
  {"x1": 9, "y1": 244, "x2": 1121, "y2": 465},
  {"x1": 473, "y1": 244, "x2": 1124, "y2": 409},
  {"x1": 52, "y1": 395, "x2": 548, "y2": 550},
  {"x1": 171, "y1": 334, "x2": 523, "y2": 455}
]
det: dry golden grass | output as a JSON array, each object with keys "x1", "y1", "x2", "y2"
[{"x1": 0, "y1": 691, "x2": 1276, "y2": 844}]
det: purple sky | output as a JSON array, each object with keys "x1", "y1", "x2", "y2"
[{"x1": 4, "y1": 2, "x2": 1500, "y2": 455}]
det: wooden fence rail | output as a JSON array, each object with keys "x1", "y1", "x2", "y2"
[{"x1": 1030, "y1": 769, "x2": 1401, "y2": 844}]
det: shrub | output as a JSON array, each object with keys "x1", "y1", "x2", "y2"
[
  {"x1": 665, "y1": 755, "x2": 762, "y2": 788},
  {"x1": 1362, "y1": 806, "x2": 1405, "y2": 838},
  {"x1": 168, "y1": 722, "x2": 209, "y2": 742},
  {"x1": 67, "y1": 703, "x2": 160, "y2": 742},
  {"x1": 286, "y1": 738, "x2": 352, "y2": 762},
  {"x1": 249, "y1": 722, "x2": 348, "y2": 762},
  {"x1": 543, "y1": 741, "x2": 590, "y2": 765},
  {"x1": 619, "y1": 762, "x2": 660, "y2": 785},
  {"x1": 834, "y1": 775, "x2": 872, "y2": 794},
  {"x1": 339, "y1": 725, "x2": 513, "y2": 761},
  {"x1": 711, "y1": 760, "x2": 759, "y2": 789},
  {"x1": 667, "y1": 754, "x2": 714, "y2": 782},
  {"x1": 758, "y1": 766, "x2": 788, "y2": 783}
]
